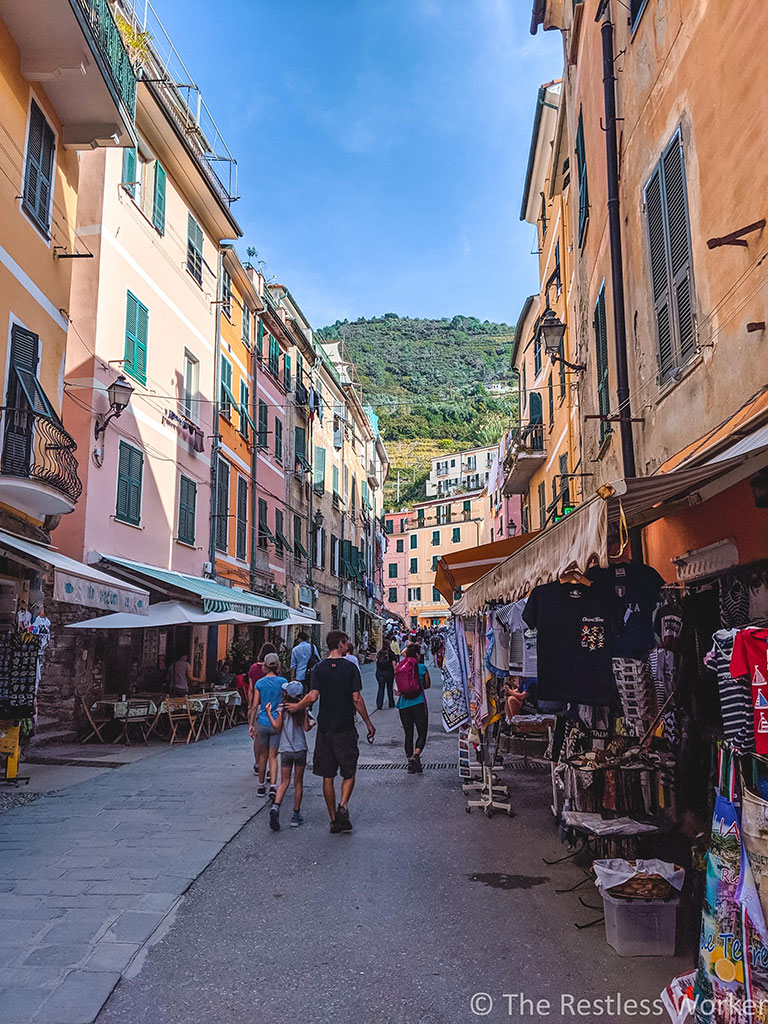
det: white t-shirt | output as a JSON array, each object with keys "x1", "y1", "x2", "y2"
[{"x1": 345, "y1": 654, "x2": 360, "y2": 668}]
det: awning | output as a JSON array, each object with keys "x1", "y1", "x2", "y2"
[
  {"x1": 65, "y1": 601, "x2": 266, "y2": 630},
  {"x1": 267, "y1": 613, "x2": 326, "y2": 628},
  {"x1": 92, "y1": 553, "x2": 290, "y2": 619},
  {"x1": 0, "y1": 530, "x2": 149, "y2": 614},
  {"x1": 434, "y1": 534, "x2": 537, "y2": 604},
  {"x1": 453, "y1": 444, "x2": 768, "y2": 617}
]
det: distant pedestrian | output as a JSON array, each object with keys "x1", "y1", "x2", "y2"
[
  {"x1": 375, "y1": 642, "x2": 396, "y2": 710},
  {"x1": 292, "y1": 630, "x2": 375, "y2": 833},
  {"x1": 248, "y1": 643, "x2": 276, "y2": 779},
  {"x1": 169, "y1": 652, "x2": 194, "y2": 696},
  {"x1": 395, "y1": 643, "x2": 430, "y2": 773},
  {"x1": 389, "y1": 635, "x2": 401, "y2": 658},
  {"x1": 290, "y1": 631, "x2": 320, "y2": 686},
  {"x1": 249, "y1": 651, "x2": 286, "y2": 800},
  {"x1": 265, "y1": 681, "x2": 315, "y2": 831},
  {"x1": 344, "y1": 643, "x2": 360, "y2": 669}
]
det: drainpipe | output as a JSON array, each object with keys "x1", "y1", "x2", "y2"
[
  {"x1": 208, "y1": 250, "x2": 223, "y2": 578},
  {"x1": 306, "y1": 366, "x2": 314, "y2": 592},
  {"x1": 598, "y1": 3, "x2": 642, "y2": 561},
  {"x1": 249, "y1": 310, "x2": 263, "y2": 594}
]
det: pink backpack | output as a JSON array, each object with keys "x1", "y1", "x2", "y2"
[{"x1": 395, "y1": 657, "x2": 421, "y2": 699}]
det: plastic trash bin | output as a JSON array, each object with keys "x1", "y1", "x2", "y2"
[{"x1": 601, "y1": 889, "x2": 679, "y2": 956}]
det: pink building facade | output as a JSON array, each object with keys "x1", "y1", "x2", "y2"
[{"x1": 383, "y1": 511, "x2": 409, "y2": 624}]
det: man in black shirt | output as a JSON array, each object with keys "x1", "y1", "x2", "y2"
[{"x1": 296, "y1": 630, "x2": 375, "y2": 833}]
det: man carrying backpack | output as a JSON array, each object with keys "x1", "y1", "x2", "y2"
[
  {"x1": 395, "y1": 643, "x2": 430, "y2": 773},
  {"x1": 375, "y1": 641, "x2": 397, "y2": 711},
  {"x1": 290, "y1": 632, "x2": 319, "y2": 689}
]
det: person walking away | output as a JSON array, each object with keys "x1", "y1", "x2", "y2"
[
  {"x1": 264, "y1": 681, "x2": 315, "y2": 831},
  {"x1": 248, "y1": 643, "x2": 276, "y2": 779},
  {"x1": 249, "y1": 652, "x2": 286, "y2": 800},
  {"x1": 290, "y1": 632, "x2": 319, "y2": 687},
  {"x1": 375, "y1": 642, "x2": 396, "y2": 710},
  {"x1": 169, "y1": 652, "x2": 194, "y2": 696},
  {"x1": 344, "y1": 643, "x2": 360, "y2": 669},
  {"x1": 389, "y1": 634, "x2": 401, "y2": 659},
  {"x1": 395, "y1": 643, "x2": 430, "y2": 773},
  {"x1": 293, "y1": 630, "x2": 375, "y2": 833}
]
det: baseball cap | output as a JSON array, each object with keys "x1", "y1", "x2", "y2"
[
  {"x1": 264, "y1": 652, "x2": 281, "y2": 670},
  {"x1": 282, "y1": 681, "x2": 304, "y2": 699}
]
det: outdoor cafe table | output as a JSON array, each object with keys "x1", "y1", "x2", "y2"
[{"x1": 155, "y1": 690, "x2": 241, "y2": 739}]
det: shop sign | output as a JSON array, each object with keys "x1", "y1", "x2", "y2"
[
  {"x1": 673, "y1": 539, "x2": 739, "y2": 581},
  {"x1": 0, "y1": 632, "x2": 40, "y2": 717},
  {"x1": 298, "y1": 585, "x2": 316, "y2": 607},
  {"x1": 53, "y1": 572, "x2": 147, "y2": 614}
]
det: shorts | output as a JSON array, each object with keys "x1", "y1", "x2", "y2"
[
  {"x1": 312, "y1": 727, "x2": 359, "y2": 780},
  {"x1": 280, "y1": 750, "x2": 307, "y2": 767},
  {"x1": 256, "y1": 724, "x2": 280, "y2": 751}
]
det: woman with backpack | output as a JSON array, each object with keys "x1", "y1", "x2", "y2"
[
  {"x1": 375, "y1": 642, "x2": 396, "y2": 710},
  {"x1": 395, "y1": 643, "x2": 430, "y2": 773}
]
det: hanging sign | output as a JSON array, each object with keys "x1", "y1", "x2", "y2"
[{"x1": 53, "y1": 572, "x2": 147, "y2": 614}]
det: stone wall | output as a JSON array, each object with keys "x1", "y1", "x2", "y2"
[{"x1": 40, "y1": 595, "x2": 108, "y2": 732}]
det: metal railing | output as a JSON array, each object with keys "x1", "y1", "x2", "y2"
[
  {"x1": 1, "y1": 408, "x2": 83, "y2": 504},
  {"x1": 76, "y1": 0, "x2": 137, "y2": 118}
]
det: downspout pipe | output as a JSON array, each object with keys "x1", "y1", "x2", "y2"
[
  {"x1": 208, "y1": 250, "x2": 223, "y2": 578},
  {"x1": 598, "y1": 3, "x2": 643, "y2": 561},
  {"x1": 249, "y1": 311, "x2": 263, "y2": 594}
]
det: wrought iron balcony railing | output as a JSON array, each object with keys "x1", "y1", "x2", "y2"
[
  {"x1": 1, "y1": 408, "x2": 83, "y2": 504},
  {"x1": 76, "y1": 0, "x2": 137, "y2": 119}
]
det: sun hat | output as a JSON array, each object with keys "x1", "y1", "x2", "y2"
[{"x1": 282, "y1": 681, "x2": 304, "y2": 699}]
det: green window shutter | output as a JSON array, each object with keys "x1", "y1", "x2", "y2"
[
  {"x1": 242, "y1": 306, "x2": 251, "y2": 346},
  {"x1": 236, "y1": 477, "x2": 248, "y2": 560},
  {"x1": 258, "y1": 400, "x2": 268, "y2": 447},
  {"x1": 314, "y1": 446, "x2": 326, "y2": 492},
  {"x1": 593, "y1": 286, "x2": 611, "y2": 443},
  {"x1": 23, "y1": 102, "x2": 55, "y2": 234},
  {"x1": 389, "y1": 587, "x2": 397, "y2": 603},
  {"x1": 239, "y1": 381, "x2": 252, "y2": 438},
  {"x1": 215, "y1": 457, "x2": 229, "y2": 552},
  {"x1": 388, "y1": 563, "x2": 397, "y2": 578},
  {"x1": 284, "y1": 354, "x2": 292, "y2": 390},
  {"x1": 332, "y1": 464, "x2": 339, "y2": 498},
  {"x1": 187, "y1": 214, "x2": 203, "y2": 285},
  {"x1": 178, "y1": 475, "x2": 196, "y2": 544},
  {"x1": 548, "y1": 373, "x2": 554, "y2": 426},
  {"x1": 122, "y1": 146, "x2": 137, "y2": 198},
  {"x1": 452, "y1": 527, "x2": 460, "y2": 543},
  {"x1": 432, "y1": 530, "x2": 439, "y2": 546},
  {"x1": 410, "y1": 557, "x2": 418, "y2": 574},
  {"x1": 258, "y1": 498, "x2": 269, "y2": 549},
  {"x1": 257, "y1": 318, "x2": 264, "y2": 356},
  {"x1": 294, "y1": 426, "x2": 306, "y2": 467},
  {"x1": 576, "y1": 109, "x2": 589, "y2": 246},
  {"x1": 220, "y1": 358, "x2": 233, "y2": 417},
  {"x1": 116, "y1": 443, "x2": 143, "y2": 525},
  {"x1": 124, "y1": 291, "x2": 148, "y2": 385},
  {"x1": 152, "y1": 163, "x2": 166, "y2": 234},
  {"x1": 274, "y1": 417, "x2": 283, "y2": 461}
]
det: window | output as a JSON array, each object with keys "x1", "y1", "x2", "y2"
[
  {"x1": 385, "y1": 518, "x2": 393, "y2": 535},
  {"x1": 417, "y1": 509, "x2": 425, "y2": 526},
  {"x1": 559, "y1": 452, "x2": 571, "y2": 509},
  {"x1": 333, "y1": 465, "x2": 340, "y2": 504},
  {"x1": 559, "y1": 339, "x2": 567, "y2": 398},
  {"x1": 242, "y1": 306, "x2": 251, "y2": 347},
  {"x1": 388, "y1": 563, "x2": 398, "y2": 578},
  {"x1": 409, "y1": 558, "x2": 418, "y2": 575},
  {"x1": 151, "y1": 163, "x2": 166, "y2": 234},
  {"x1": 186, "y1": 214, "x2": 204, "y2": 285},
  {"x1": 293, "y1": 514, "x2": 308, "y2": 561},
  {"x1": 431, "y1": 530, "x2": 440, "y2": 546},
  {"x1": 177, "y1": 475, "x2": 196, "y2": 544},
  {"x1": 410, "y1": 534, "x2": 418, "y2": 549},
  {"x1": 576, "y1": 108, "x2": 589, "y2": 246},
  {"x1": 182, "y1": 351, "x2": 199, "y2": 421},
  {"x1": 408, "y1": 587, "x2": 422, "y2": 602},
  {"x1": 644, "y1": 129, "x2": 696, "y2": 380},
  {"x1": 215, "y1": 458, "x2": 229, "y2": 551},
  {"x1": 274, "y1": 418, "x2": 283, "y2": 462},
  {"x1": 399, "y1": 517, "x2": 406, "y2": 533},
  {"x1": 124, "y1": 291, "x2": 148, "y2": 385},
  {"x1": 257, "y1": 400, "x2": 268, "y2": 448},
  {"x1": 534, "y1": 329, "x2": 542, "y2": 376},
  {"x1": 630, "y1": 0, "x2": 647, "y2": 29},
  {"x1": 284, "y1": 354, "x2": 292, "y2": 390},
  {"x1": 221, "y1": 269, "x2": 232, "y2": 320},
  {"x1": 122, "y1": 146, "x2": 137, "y2": 199},
  {"x1": 258, "y1": 498, "x2": 269, "y2": 550},
  {"x1": 256, "y1": 318, "x2": 264, "y2": 357},
  {"x1": 23, "y1": 101, "x2": 55, "y2": 236},
  {"x1": 540, "y1": 192, "x2": 547, "y2": 241},
  {"x1": 331, "y1": 536, "x2": 339, "y2": 576},
  {"x1": 433, "y1": 588, "x2": 442, "y2": 603},
  {"x1": 388, "y1": 587, "x2": 398, "y2": 603},
  {"x1": 463, "y1": 500, "x2": 471, "y2": 519},
  {"x1": 452, "y1": 527, "x2": 461, "y2": 543},
  {"x1": 548, "y1": 373, "x2": 554, "y2": 427},
  {"x1": 114, "y1": 442, "x2": 143, "y2": 527},
  {"x1": 220, "y1": 357, "x2": 233, "y2": 419},
  {"x1": 274, "y1": 508, "x2": 286, "y2": 556},
  {"x1": 268, "y1": 334, "x2": 280, "y2": 377},
  {"x1": 314, "y1": 446, "x2": 326, "y2": 494},
  {"x1": 294, "y1": 426, "x2": 307, "y2": 469},
  {"x1": 239, "y1": 381, "x2": 250, "y2": 440},
  {"x1": 522, "y1": 362, "x2": 527, "y2": 410},
  {"x1": 593, "y1": 285, "x2": 611, "y2": 443},
  {"x1": 236, "y1": 477, "x2": 248, "y2": 560},
  {"x1": 538, "y1": 480, "x2": 547, "y2": 529},
  {"x1": 431, "y1": 555, "x2": 439, "y2": 571},
  {"x1": 396, "y1": 539, "x2": 404, "y2": 553}
]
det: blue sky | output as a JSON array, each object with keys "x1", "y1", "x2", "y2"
[{"x1": 151, "y1": 0, "x2": 562, "y2": 327}]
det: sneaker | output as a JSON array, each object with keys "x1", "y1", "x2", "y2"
[
  {"x1": 290, "y1": 812, "x2": 304, "y2": 828},
  {"x1": 256, "y1": 784, "x2": 267, "y2": 797},
  {"x1": 330, "y1": 819, "x2": 343, "y2": 834},
  {"x1": 253, "y1": 764, "x2": 258, "y2": 775},
  {"x1": 335, "y1": 804, "x2": 352, "y2": 832},
  {"x1": 268, "y1": 786, "x2": 277, "y2": 803},
  {"x1": 269, "y1": 806, "x2": 280, "y2": 832},
  {"x1": 413, "y1": 753, "x2": 423, "y2": 774},
  {"x1": 407, "y1": 758, "x2": 417, "y2": 773}
]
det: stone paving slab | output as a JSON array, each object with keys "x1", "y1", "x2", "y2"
[{"x1": 0, "y1": 726, "x2": 262, "y2": 1024}]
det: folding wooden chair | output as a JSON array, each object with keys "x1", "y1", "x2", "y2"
[
  {"x1": 79, "y1": 694, "x2": 113, "y2": 744},
  {"x1": 116, "y1": 699, "x2": 153, "y2": 746},
  {"x1": 223, "y1": 692, "x2": 239, "y2": 730},
  {"x1": 166, "y1": 697, "x2": 199, "y2": 744}
]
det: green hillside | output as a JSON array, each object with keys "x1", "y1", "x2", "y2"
[{"x1": 316, "y1": 315, "x2": 516, "y2": 508}]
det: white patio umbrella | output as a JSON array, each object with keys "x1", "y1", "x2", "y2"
[
  {"x1": 65, "y1": 601, "x2": 266, "y2": 629},
  {"x1": 266, "y1": 613, "x2": 325, "y2": 628}
]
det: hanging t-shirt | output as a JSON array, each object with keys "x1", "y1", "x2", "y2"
[
  {"x1": 731, "y1": 628, "x2": 768, "y2": 755},
  {"x1": 522, "y1": 581, "x2": 617, "y2": 705},
  {"x1": 588, "y1": 563, "x2": 665, "y2": 658},
  {"x1": 706, "y1": 629, "x2": 752, "y2": 752}
]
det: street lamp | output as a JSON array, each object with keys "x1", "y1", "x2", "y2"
[
  {"x1": 94, "y1": 375, "x2": 134, "y2": 439},
  {"x1": 312, "y1": 509, "x2": 324, "y2": 533},
  {"x1": 536, "y1": 307, "x2": 585, "y2": 372}
]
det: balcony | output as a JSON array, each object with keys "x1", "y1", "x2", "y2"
[
  {"x1": 3, "y1": 0, "x2": 137, "y2": 148},
  {"x1": 367, "y1": 461, "x2": 378, "y2": 490},
  {"x1": 0, "y1": 408, "x2": 83, "y2": 517},
  {"x1": 502, "y1": 424, "x2": 547, "y2": 495}
]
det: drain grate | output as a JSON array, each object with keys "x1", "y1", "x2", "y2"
[
  {"x1": 503, "y1": 755, "x2": 550, "y2": 773},
  {"x1": 357, "y1": 762, "x2": 454, "y2": 770}
]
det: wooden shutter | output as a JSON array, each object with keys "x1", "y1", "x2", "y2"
[
  {"x1": 274, "y1": 418, "x2": 282, "y2": 460},
  {"x1": 258, "y1": 498, "x2": 268, "y2": 548},
  {"x1": 116, "y1": 443, "x2": 142, "y2": 525},
  {"x1": 257, "y1": 318, "x2": 264, "y2": 356},
  {"x1": 122, "y1": 147, "x2": 137, "y2": 197},
  {"x1": 548, "y1": 373, "x2": 554, "y2": 426},
  {"x1": 576, "y1": 110, "x2": 589, "y2": 246},
  {"x1": 220, "y1": 358, "x2": 232, "y2": 417},
  {"x1": 294, "y1": 426, "x2": 306, "y2": 466},
  {"x1": 236, "y1": 477, "x2": 248, "y2": 559},
  {"x1": 216, "y1": 458, "x2": 229, "y2": 551},
  {"x1": 662, "y1": 134, "x2": 696, "y2": 361},
  {"x1": 645, "y1": 167, "x2": 675, "y2": 379},
  {"x1": 2, "y1": 326, "x2": 39, "y2": 474},
  {"x1": 178, "y1": 475, "x2": 196, "y2": 544},
  {"x1": 314, "y1": 446, "x2": 326, "y2": 491},
  {"x1": 152, "y1": 163, "x2": 166, "y2": 233},
  {"x1": 124, "y1": 292, "x2": 148, "y2": 385},
  {"x1": 187, "y1": 214, "x2": 203, "y2": 284},
  {"x1": 23, "y1": 102, "x2": 55, "y2": 233},
  {"x1": 593, "y1": 287, "x2": 610, "y2": 442},
  {"x1": 258, "y1": 400, "x2": 268, "y2": 447}
]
